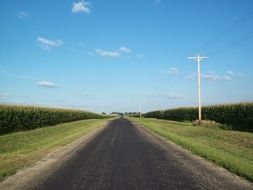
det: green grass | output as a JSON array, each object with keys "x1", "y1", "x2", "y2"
[
  {"x1": 0, "y1": 118, "x2": 110, "y2": 181},
  {"x1": 129, "y1": 117, "x2": 253, "y2": 182}
]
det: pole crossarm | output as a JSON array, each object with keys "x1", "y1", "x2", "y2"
[{"x1": 188, "y1": 56, "x2": 209, "y2": 61}]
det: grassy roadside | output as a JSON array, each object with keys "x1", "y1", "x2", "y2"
[
  {"x1": 0, "y1": 118, "x2": 111, "y2": 181},
  {"x1": 129, "y1": 117, "x2": 253, "y2": 182}
]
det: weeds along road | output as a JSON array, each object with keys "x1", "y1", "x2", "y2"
[{"x1": 33, "y1": 119, "x2": 252, "y2": 190}]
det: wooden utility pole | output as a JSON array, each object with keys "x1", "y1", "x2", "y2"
[{"x1": 188, "y1": 54, "x2": 208, "y2": 122}]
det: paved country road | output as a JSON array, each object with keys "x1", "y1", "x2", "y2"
[{"x1": 5, "y1": 118, "x2": 253, "y2": 190}]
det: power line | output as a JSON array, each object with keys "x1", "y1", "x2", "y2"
[
  {"x1": 167, "y1": 63, "x2": 195, "y2": 90},
  {"x1": 153, "y1": 58, "x2": 203, "y2": 111},
  {"x1": 209, "y1": 30, "x2": 253, "y2": 56},
  {"x1": 151, "y1": 11, "x2": 253, "y2": 110},
  {"x1": 157, "y1": 11, "x2": 253, "y2": 112},
  {"x1": 196, "y1": 10, "x2": 253, "y2": 53}
]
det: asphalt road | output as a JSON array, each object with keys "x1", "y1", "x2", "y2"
[{"x1": 35, "y1": 118, "x2": 253, "y2": 190}]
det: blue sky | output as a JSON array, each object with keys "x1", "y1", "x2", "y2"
[{"x1": 0, "y1": 0, "x2": 253, "y2": 113}]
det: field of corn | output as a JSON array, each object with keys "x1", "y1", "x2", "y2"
[
  {"x1": 0, "y1": 104, "x2": 104, "y2": 135},
  {"x1": 143, "y1": 102, "x2": 253, "y2": 132}
]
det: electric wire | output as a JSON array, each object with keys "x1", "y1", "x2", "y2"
[
  {"x1": 196, "y1": 10, "x2": 253, "y2": 53},
  {"x1": 209, "y1": 30, "x2": 253, "y2": 56}
]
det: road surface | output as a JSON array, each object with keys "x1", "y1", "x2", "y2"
[{"x1": 34, "y1": 118, "x2": 252, "y2": 190}]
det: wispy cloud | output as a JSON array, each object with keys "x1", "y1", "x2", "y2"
[
  {"x1": 37, "y1": 80, "x2": 57, "y2": 88},
  {"x1": 202, "y1": 70, "x2": 245, "y2": 81},
  {"x1": 119, "y1": 47, "x2": 131, "y2": 53},
  {"x1": 78, "y1": 41, "x2": 90, "y2": 48},
  {"x1": 186, "y1": 70, "x2": 245, "y2": 81},
  {"x1": 95, "y1": 49, "x2": 120, "y2": 57},
  {"x1": 202, "y1": 74, "x2": 232, "y2": 81},
  {"x1": 63, "y1": 104, "x2": 89, "y2": 110},
  {"x1": 227, "y1": 70, "x2": 234, "y2": 75},
  {"x1": 164, "y1": 67, "x2": 179, "y2": 75},
  {"x1": 77, "y1": 92, "x2": 93, "y2": 99},
  {"x1": 72, "y1": 0, "x2": 91, "y2": 14},
  {"x1": 18, "y1": 11, "x2": 29, "y2": 19},
  {"x1": 0, "y1": 93, "x2": 8, "y2": 99},
  {"x1": 166, "y1": 93, "x2": 184, "y2": 100},
  {"x1": 227, "y1": 70, "x2": 244, "y2": 77},
  {"x1": 95, "y1": 46, "x2": 131, "y2": 58},
  {"x1": 186, "y1": 75, "x2": 194, "y2": 80},
  {"x1": 149, "y1": 93, "x2": 184, "y2": 100},
  {"x1": 186, "y1": 72, "x2": 196, "y2": 80},
  {"x1": 168, "y1": 67, "x2": 179, "y2": 75},
  {"x1": 37, "y1": 36, "x2": 63, "y2": 50}
]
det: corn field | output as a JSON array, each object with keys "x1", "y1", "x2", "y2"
[
  {"x1": 0, "y1": 104, "x2": 104, "y2": 135},
  {"x1": 143, "y1": 102, "x2": 253, "y2": 132}
]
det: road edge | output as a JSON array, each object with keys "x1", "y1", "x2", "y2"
[
  {"x1": 0, "y1": 120, "x2": 112, "y2": 190},
  {"x1": 128, "y1": 118, "x2": 253, "y2": 189}
]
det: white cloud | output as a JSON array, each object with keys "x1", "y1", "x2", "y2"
[
  {"x1": 227, "y1": 70, "x2": 245, "y2": 77},
  {"x1": 37, "y1": 80, "x2": 57, "y2": 88},
  {"x1": 37, "y1": 37, "x2": 63, "y2": 50},
  {"x1": 95, "y1": 49, "x2": 120, "y2": 57},
  {"x1": 119, "y1": 47, "x2": 131, "y2": 53},
  {"x1": 149, "y1": 93, "x2": 184, "y2": 100},
  {"x1": 94, "y1": 46, "x2": 131, "y2": 58},
  {"x1": 18, "y1": 11, "x2": 28, "y2": 19},
  {"x1": 166, "y1": 93, "x2": 184, "y2": 100},
  {"x1": 186, "y1": 75, "x2": 194, "y2": 80},
  {"x1": 187, "y1": 71, "x2": 238, "y2": 81},
  {"x1": 167, "y1": 67, "x2": 179, "y2": 75},
  {"x1": 185, "y1": 70, "x2": 247, "y2": 84},
  {"x1": 202, "y1": 74, "x2": 232, "y2": 81},
  {"x1": 186, "y1": 72, "x2": 196, "y2": 80},
  {"x1": 0, "y1": 93, "x2": 8, "y2": 99},
  {"x1": 227, "y1": 70, "x2": 234, "y2": 75},
  {"x1": 72, "y1": 0, "x2": 91, "y2": 14}
]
